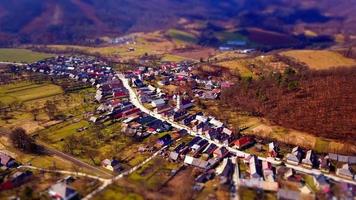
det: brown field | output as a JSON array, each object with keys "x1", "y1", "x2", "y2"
[
  {"x1": 38, "y1": 32, "x2": 180, "y2": 61},
  {"x1": 280, "y1": 50, "x2": 356, "y2": 69},
  {"x1": 217, "y1": 60, "x2": 255, "y2": 78},
  {"x1": 171, "y1": 47, "x2": 216, "y2": 60},
  {"x1": 242, "y1": 28, "x2": 300, "y2": 46}
]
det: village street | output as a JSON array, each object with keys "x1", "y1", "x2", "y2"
[
  {"x1": 17, "y1": 146, "x2": 167, "y2": 200},
  {"x1": 117, "y1": 73, "x2": 356, "y2": 186},
  {"x1": 82, "y1": 145, "x2": 167, "y2": 200}
]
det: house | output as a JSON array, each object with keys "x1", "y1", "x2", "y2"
[
  {"x1": 154, "y1": 105, "x2": 172, "y2": 114},
  {"x1": 319, "y1": 156, "x2": 330, "y2": 173},
  {"x1": 202, "y1": 143, "x2": 218, "y2": 157},
  {"x1": 175, "y1": 95, "x2": 193, "y2": 111},
  {"x1": 313, "y1": 175, "x2": 330, "y2": 193},
  {"x1": 184, "y1": 156, "x2": 209, "y2": 169},
  {"x1": 219, "y1": 158, "x2": 234, "y2": 184},
  {"x1": 11, "y1": 171, "x2": 33, "y2": 187},
  {"x1": 191, "y1": 139, "x2": 209, "y2": 156},
  {"x1": 277, "y1": 189, "x2": 300, "y2": 200},
  {"x1": 48, "y1": 182, "x2": 78, "y2": 200},
  {"x1": 268, "y1": 142, "x2": 278, "y2": 158},
  {"x1": 169, "y1": 110, "x2": 187, "y2": 121},
  {"x1": 10, "y1": 171, "x2": 33, "y2": 188},
  {"x1": 169, "y1": 151, "x2": 179, "y2": 161},
  {"x1": 133, "y1": 79, "x2": 145, "y2": 88},
  {"x1": 147, "y1": 120, "x2": 171, "y2": 133},
  {"x1": 238, "y1": 179, "x2": 279, "y2": 191},
  {"x1": 213, "y1": 147, "x2": 229, "y2": 159},
  {"x1": 262, "y1": 161, "x2": 274, "y2": 182},
  {"x1": 1, "y1": 171, "x2": 33, "y2": 190},
  {"x1": 336, "y1": 164, "x2": 354, "y2": 179},
  {"x1": 285, "y1": 147, "x2": 303, "y2": 165},
  {"x1": 209, "y1": 118, "x2": 224, "y2": 128},
  {"x1": 222, "y1": 128, "x2": 232, "y2": 136},
  {"x1": 187, "y1": 136, "x2": 202, "y2": 148},
  {"x1": 0, "y1": 152, "x2": 16, "y2": 168},
  {"x1": 195, "y1": 172, "x2": 214, "y2": 183},
  {"x1": 156, "y1": 134, "x2": 172, "y2": 148},
  {"x1": 301, "y1": 150, "x2": 314, "y2": 168},
  {"x1": 277, "y1": 166, "x2": 294, "y2": 180},
  {"x1": 248, "y1": 155, "x2": 261, "y2": 179},
  {"x1": 151, "y1": 99, "x2": 166, "y2": 108},
  {"x1": 232, "y1": 137, "x2": 254, "y2": 150},
  {"x1": 101, "y1": 159, "x2": 121, "y2": 172},
  {"x1": 195, "y1": 115, "x2": 208, "y2": 123}
]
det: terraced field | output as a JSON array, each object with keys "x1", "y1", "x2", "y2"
[
  {"x1": 0, "y1": 48, "x2": 54, "y2": 63},
  {"x1": 0, "y1": 82, "x2": 63, "y2": 104}
]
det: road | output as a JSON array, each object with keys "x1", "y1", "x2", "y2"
[
  {"x1": 117, "y1": 73, "x2": 356, "y2": 186},
  {"x1": 37, "y1": 140, "x2": 113, "y2": 179},
  {"x1": 232, "y1": 157, "x2": 240, "y2": 200},
  {"x1": 0, "y1": 61, "x2": 26, "y2": 66},
  {"x1": 18, "y1": 165, "x2": 108, "y2": 182},
  {"x1": 82, "y1": 146, "x2": 167, "y2": 200}
]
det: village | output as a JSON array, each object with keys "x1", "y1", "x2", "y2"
[{"x1": 1, "y1": 55, "x2": 356, "y2": 200}]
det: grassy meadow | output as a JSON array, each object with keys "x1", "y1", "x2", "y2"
[
  {"x1": 0, "y1": 82, "x2": 63, "y2": 105},
  {"x1": 166, "y1": 29, "x2": 198, "y2": 44},
  {"x1": 280, "y1": 50, "x2": 356, "y2": 69},
  {"x1": 0, "y1": 48, "x2": 54, "y2": 63},
  {"x1": 217, "y1": 60, "x2": 255, "y2": 78}
]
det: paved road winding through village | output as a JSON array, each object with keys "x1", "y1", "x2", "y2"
[{"x1": 117, "y1": 73, "x2": 356, "y2": 186}]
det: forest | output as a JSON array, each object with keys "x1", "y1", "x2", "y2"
[{"x1": 220, "y1": 67, "x2": 356, "y2": 141}]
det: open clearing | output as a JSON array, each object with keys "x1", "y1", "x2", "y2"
[
  {"x1": 0, "y1": 48, "x2": 54, "y2": 63},
  {"x1": 217, "y1": 60, "x2": 255, "y2": 78},
  {"x1": 0, "y1": 82, "x2": 63, "y2": 104},
  {"x1": 166, "y1": 29, "x2": 198, "y2": 44},
  {"x1": 280, "y1": 50, "x2": 356, "y2": 69}
]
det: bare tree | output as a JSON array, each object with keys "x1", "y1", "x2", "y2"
[
  {"x1": 44, "y1": 100, "x2": 58, "y2": 120},
  {"x1": 31, "y1": 107, "x2": 40, "y2": 121}
]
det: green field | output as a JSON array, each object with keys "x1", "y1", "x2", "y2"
[
  {"x1": 214, "y1": 31, "x2": 248, "y2": 42},
  {"x1": 166, "y1": 29, "x2": 198, "y2": 44},
  {"x1": 94, "y1": 184, "x2": 144, "y2": 200},
  {"x1": 0, "y1": 48, "x2": 55, "y2": 63},
  {"x1": 0, "y1": 82, "x2": 63, "y2": 105}
]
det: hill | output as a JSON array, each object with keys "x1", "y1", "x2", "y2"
[
  {"x1": 0, "y1": 0, "x2": 356, "y2": 45},
  {"x1": 221, "y1": 67, "x2": 356, "y2": 142}
]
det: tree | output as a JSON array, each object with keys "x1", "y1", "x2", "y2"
[
  {"x1": 44, "y1": 100, "x2": 58, "y2": 120},
  {"x1": 10, "y1": 128, "x2": 43, "y2": 154},
  {"x1": 63, "y1": 135, "x2": 78, "y2": 155},
  {"x1": 31, "y1": 107, "x2": 40, "y2": 121},
  {"x1": 21, "y1": 186, "x2": 34, "y2": 200},
  {"x1": 84, "y1": 148, "x2": 99, "y2": 165}
]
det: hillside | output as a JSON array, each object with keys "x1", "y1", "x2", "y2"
[
  {"x1": 0, "y1": 0, "x2": 356, "y2": 45},
  {"x1": 280, "y1": 50, "x2": 356, "y2": 69},
  {"x1": 221, "y1": 67, "x2": 356, "y2": 141}
]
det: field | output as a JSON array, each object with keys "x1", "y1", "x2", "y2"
[
  {"x1": 161, "y1": 54, "x2": 190, "y2": 62},
  {"x1": 166, "y1": 29, "x2": 198, "y2": 44},
  {"x1": 45, "y1": 32, "x2": 181, "y2": 61},
  {"x1": 0, "y1": 168, "x2": 100, "y2": 199},
  {"x1": 0, "y1": 82, "x2": 63, "y2": 105},
  {"x1": 95, "y1": 157, "x2": 185, "y2": 200},
  {"x1": 240, "y1": 28, "x2": 300, "y2": 47},
  {"x1": 0, "y1": 48, "x2": 54, "y2": 63},
  {"x1": 280, "y1": 50, "x2": 356, "y2": 69},
  {"x1": 217, "y1": 60, "x2": 255, "y2": 78}
]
